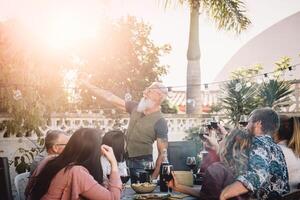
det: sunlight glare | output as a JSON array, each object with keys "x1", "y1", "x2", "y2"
[
  {"x1": 46, "y1": 13, "x2": 98, "y2": 49},
  {"x1": 63, "y1": 68, "x2": 79, "y2": 103}
]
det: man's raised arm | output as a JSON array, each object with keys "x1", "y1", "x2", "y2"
[{"x1": 80, "y1": 79, "x2": 126, "y2": 111}]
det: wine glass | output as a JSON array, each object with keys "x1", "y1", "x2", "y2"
[
  {"x1": 120, "y1": 167, "x2": 130, "y2": 184},
  {"x1": 144, "y1": 161, "x2": 155, "y2": 182},
  {"x1": 198, "y1": 126, "x2": 209, "y2": 141},
  {"x1": 206, "y1": 118, "x2": 213, "y2": 130},
  {"x1": 186, "y1": 157, "x2": 196, "y2": 172},
  {"x1": 144, "y1": 161, "x2": 155, "y2": 174},
  {"x1": 239, "y1": 115, "x2": 248, "y2": 127},
  {"x1": 211, "y1": 116, "x2": 219, "y2": 129}
]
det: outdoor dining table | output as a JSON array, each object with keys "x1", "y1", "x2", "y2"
[{"x1": 121, "y1": 185, "x2": 200, "y2": 200}]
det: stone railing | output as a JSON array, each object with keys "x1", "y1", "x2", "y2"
[
  {"x1": 0, "y1": 113, "x2": 207, "y2": 139},
  {"x1": 0, "y1": 113, "x2": 208, "y2": 198}
]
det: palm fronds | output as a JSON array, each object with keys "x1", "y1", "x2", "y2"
[{"x1": 259, "y1": 79, "x2": 294, "y2": 108}]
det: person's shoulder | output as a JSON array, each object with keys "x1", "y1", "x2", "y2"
[
  {"x1": 155, "y1": 118, "x2": 167, "y2": 125},
  {"x1": 252, "y1": 135, "x2": 274, "y2": 148},
  {"x1": 70, "y1": 165, "x2": 89, "y2": 174}
]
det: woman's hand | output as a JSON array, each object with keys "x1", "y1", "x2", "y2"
[
  {"x1": 217, "y1": 124, "x2": 228, "y2": 136},
  {"x1": 203, "y1": 130, "x2": 219, "y2": 151},
  {"x1": 101, "y1": 145, "x2": 118, "y2": 170}
]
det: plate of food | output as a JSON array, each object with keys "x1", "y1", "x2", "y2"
[
  {"x1": 131, "y1": 182, "x2": 157, "y2": 194},
  {"x1": 134, "y1": 193, "x2": 170, "y2": 200}
]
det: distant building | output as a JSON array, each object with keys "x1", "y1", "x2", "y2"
[{"x1": 215, "y1": 11, "x2": 300, "y2": 82}]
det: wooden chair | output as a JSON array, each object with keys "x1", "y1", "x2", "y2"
[{"x1": 281, "y1": 190, "x2": 300, "y2": 200}]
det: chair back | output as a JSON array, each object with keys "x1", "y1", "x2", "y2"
[
  {"x1": 282, "y1": 190, "x2": 300, "y2": 200},
  {"x1": 168, "y1": 141, "x2": 200, "y2": 171},
  {"x1": 14, "y1": 172, "x2": 30, "y2": 200},
  {"x1": 0, "y1": 157, "x2": 13, "y2": 200}
]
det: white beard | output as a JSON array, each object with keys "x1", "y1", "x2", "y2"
[{"x1": 137, "y1": 98, "x2": 155, "y2": 112}]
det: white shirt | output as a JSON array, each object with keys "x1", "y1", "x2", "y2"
[
  {"x1": 278, "y1": 140, "x2": 300, "y2": 190},
  {"x1": 100, "y1": 156, "x2": 128, "y2": 186}
]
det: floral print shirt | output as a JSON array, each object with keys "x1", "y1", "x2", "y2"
[{"x1": 237, "y1": 135, "x2": 290, "y2": 199}]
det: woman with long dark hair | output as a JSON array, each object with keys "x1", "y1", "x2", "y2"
[
  {"x1": 101, "y1": 130, "x2": 128, "y2": 186},
  {"x1": 25, "y1": 128, "x2": 122, "y2": 200}
]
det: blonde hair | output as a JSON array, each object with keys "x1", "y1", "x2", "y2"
[
  {"x1": 219, "y1": 129, "x2": 252, "y2": 177},
  {"x1": 288, "y1": 117, "x2": 300, "y2": 157}
]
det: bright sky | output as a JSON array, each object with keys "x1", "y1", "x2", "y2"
[{"x1": 1, "y1": 0, "x2": 300, "y2": 88}]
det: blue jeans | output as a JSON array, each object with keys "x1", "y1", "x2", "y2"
[{"x1": 126, "y1": 155, "x2": 152, "y2": 184}]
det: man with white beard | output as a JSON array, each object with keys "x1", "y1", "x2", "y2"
[{"x1": 80, "y1": 80, "x2": 168, "y2": 183}]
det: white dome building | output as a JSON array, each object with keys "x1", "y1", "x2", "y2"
[{"x1": 215, "y1": 11, "x2": 300, "y2": 82}]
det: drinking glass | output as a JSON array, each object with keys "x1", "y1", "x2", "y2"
[
  {"x1": 144, "y1": 161, "x2": 155, "y2": 175},
  {"x1": 186, "y1": 157, "x2": 196, "y2": 172},
  {"x1": 198, "y1": 126, "x2": 208, "y2": 141},
  {"x1": 211, "y1": 116, "x2": 219, "y2": 129},
  {"x1": 239, "y1": 115, "x2": 248, "y2": 127},
  {"x1": 144, "y1": 161, "x2": 155, "y2": 182},
  {"x1": 120, "y1": 167, "x2": 130, "y2": 184},
  {"x1": 206, "y1": 118, "x2": 213, "y2": 130}
]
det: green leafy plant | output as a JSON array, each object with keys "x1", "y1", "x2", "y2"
[
  {"x1": 219, "y1": 58, "x2": 294, "y2": 125},
  {"x1": 220, "y1": 79, "x2": 260, "y2": 126},
  {"x1": 259, "y1": 79, "x2": 293, "y2": 109},
  {"x1": 161, "y1": 99, "x2": 178, "y2": 114},
  {"x1": 9, "y1": 137, "x2": 44, "y2": 174}
]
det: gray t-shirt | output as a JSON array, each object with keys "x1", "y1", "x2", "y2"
[{"x1": 125, "y1": 101, "x2": 168, "y2": 140}]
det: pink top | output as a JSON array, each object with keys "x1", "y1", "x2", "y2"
[{"x1": 27, "y1": 157, "x2": 122, "y2": 200}]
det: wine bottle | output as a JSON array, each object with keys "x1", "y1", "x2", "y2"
[{"x1": 159, "y1": 148, "x2": 169, "y2": 192}]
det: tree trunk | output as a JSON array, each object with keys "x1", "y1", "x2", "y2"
[{"x1": 186, "y1": 5, "x2": 201, "y2": 114}]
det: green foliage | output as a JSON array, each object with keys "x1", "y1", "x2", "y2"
[
  {"x1": 259, "y1": 79, "x2": 293, "y2": 109},
  {"x1": 163, "y1": 0, "x2": 251, "y2": 34},
  {"x1": 79, "y1": 16, "x2": 170, "y2": 108},
  {"x1": 0, "y1": 17, "x2": 170, "y2": 137},
  {"x1": 10, "y1": 137, "x2": 44, "y2": 174},
  {"x1": 274, "y1": 57, "x2": 292, "y2": 78},
  {"x1": 183, "y1": 126, "x2": 203, "y2": 168},
  {"x1": 183, "y1": 126, "x2": 202, "y2": 142},
  {"x1": 219, "y1": 59, "x2": 294, "y2": 125},
  {"x1": 161, "y1": 99, "x2": 178, "y2": 114},
  {"x1": 230, "y1": 64, "x2": 263, "y2": 79},
  {"x1": 220, "y1": 79, "x2": 260, "y2": 126}
]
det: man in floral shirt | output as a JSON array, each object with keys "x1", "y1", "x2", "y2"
[{"x1": 220, "y1": 108, "x2": 290, "y2": 200}]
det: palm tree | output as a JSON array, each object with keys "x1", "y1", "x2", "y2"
[
  {"x1": 259, "y1": 79, "x2": 294, "y2": 110},
  {"x1": 163, "y1": 0, "x2": 251, "y2": 114},
  {"x1": 220, "y1": 79, "x2": 260, "y2": 126}
]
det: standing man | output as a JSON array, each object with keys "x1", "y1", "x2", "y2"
[
  {"x1": 81, "y1": 80, "x2": 168, "y2": 183},
  {"x1": 220, "y1": 108, "x2": 290, "y2": 200}
]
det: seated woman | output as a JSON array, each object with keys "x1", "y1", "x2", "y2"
[
  {"x1": 101, "y1": 130, "x2": 128, "y2": 185},
  {"x1": 168, "y1": 129, "x2": 251, "y2": 200},
  {"x1": 274, "y1": 115, "x2": 300, "y2": 190},
  {"x1": 199, "y1": 124, "x2": 229, "y2": 173},
  {"x1": 25, "y1": 128, "x2": 122, "y2": 200}
]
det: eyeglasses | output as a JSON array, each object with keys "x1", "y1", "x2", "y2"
[{"x1": 55, "y1": 143, "x2": 67, "y2": 146}]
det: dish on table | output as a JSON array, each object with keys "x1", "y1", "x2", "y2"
[
  {"x1": 131, "y1": 182, "x2": 157, "y2": 194},
  {"x1": 134, "y1": 193, "x2": 170, "y2": 200}
]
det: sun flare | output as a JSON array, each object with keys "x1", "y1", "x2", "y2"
[{"x1": 46, "y1": 13, "x2": 98, "y2": 49}]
